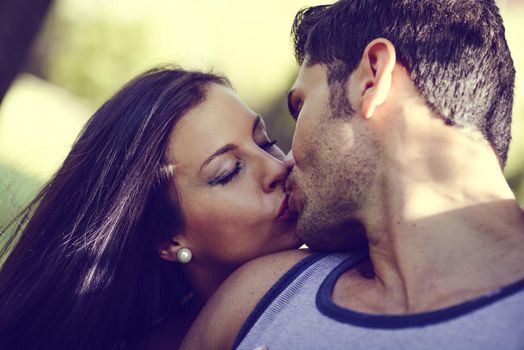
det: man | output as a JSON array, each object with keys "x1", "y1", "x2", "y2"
[{"x1": 181, "y1": 0, "x2": 524, "y2": 348}]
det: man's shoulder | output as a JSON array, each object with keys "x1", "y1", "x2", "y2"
[{"x1": 181, "y1": 249, "x2": 313, "y2": 350}]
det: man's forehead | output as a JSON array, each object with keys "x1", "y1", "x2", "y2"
[{"x1": 291, "y1": 63, "x2": 327, "y2": 92}]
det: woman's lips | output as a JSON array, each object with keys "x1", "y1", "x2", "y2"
[{"x1": 276, "y1": 193, "x2": 291, "y2": 220}]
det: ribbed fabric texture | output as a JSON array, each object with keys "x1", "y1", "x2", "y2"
[{"x1": 235, "y1": 252, "x2": 524, "y2": 350}]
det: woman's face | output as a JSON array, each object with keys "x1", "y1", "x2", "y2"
[{"x1": 166, "y1": 83, "x2": 300, "y2": 269}]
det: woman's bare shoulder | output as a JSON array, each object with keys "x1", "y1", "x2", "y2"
[
  {"x1": 233, "y1": 248, "x2": 313, "y2": 284},
  {"x1": 180, "y1": 249, "x2": 312, "y2": 350}
]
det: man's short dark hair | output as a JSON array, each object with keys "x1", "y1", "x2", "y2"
[{"x1": 292, "y1": 0, "x2": 515, "y2": 166}]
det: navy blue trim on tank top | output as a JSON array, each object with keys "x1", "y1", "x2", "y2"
[
  {"x1": 232, "y1": 253, "x2": 327, "y2": 349},
  {"x1": 317, "y1": 253, "x2": 524, "y2": 329}
]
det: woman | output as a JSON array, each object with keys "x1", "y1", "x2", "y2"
[{"x1": 0, "y1": 67, "x2": 300, "y2": 349}]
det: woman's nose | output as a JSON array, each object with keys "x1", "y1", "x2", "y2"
[{"x1": 262, "y1": 153, "x2": 288, "y2": 193}]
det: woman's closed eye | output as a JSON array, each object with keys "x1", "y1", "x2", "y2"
[
  {"x1": 207, "y1": 139, "x2": 278, "y2": 187},
  {"x1": 208, "y1": 161, "x2": 242, "y2": 186}
]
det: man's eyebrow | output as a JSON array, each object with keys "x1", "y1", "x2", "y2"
[
  {"x1": 200, "y1": 144, "x2": 237, "y2": 171},
  {"x1": 287, "y1": 89, "x2": 297, "y2": 120}
]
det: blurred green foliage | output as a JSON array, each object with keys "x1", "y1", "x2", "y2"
[
  {"x1": 0, "y1": 0, "x2": 523, "y2": 234},
  {"x1": 42, "y1": 17, "x2": 151, "y2": 107}
]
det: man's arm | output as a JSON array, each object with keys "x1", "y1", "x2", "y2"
[{"x1": 180, "y1": 249, "x2": 312, "y2": 350}]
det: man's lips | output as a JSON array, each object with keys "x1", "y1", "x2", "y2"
[{"x1": 276, "y1": 193, "x2": 291, "y2": 219}]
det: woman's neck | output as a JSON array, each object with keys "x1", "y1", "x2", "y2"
[
  {"x1": 183, "y1": 261, "x2": 235, "y2": 303},
  {"x1": 143, "y1": 297, "x2": 204, "y2": 350},
  {"x1": 143, "y1": 263, "x2": 235, "y2": 349}
]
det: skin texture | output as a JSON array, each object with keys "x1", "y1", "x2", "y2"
[
  {"x1": 286, "y1": 64, "x2": 373, "y2": 252},
  {"x1": 181, "y1": 38, "x2": 524, "y2": 349}
]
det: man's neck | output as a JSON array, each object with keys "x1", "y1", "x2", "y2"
[
  {"x1": 336, "y1": 113, "x2": 524, "y2": 314},
  {"x1": 364, "y1": 201, "x2": 524, "y2": 313}
]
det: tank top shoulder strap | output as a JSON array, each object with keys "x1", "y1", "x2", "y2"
[{"x1": 233, "y1": 250, "x2": 368, "y2": 348}]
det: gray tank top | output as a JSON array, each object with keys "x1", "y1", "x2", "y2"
[{"x1": 234, "y1": 252, "x2": 524, "y2": 349}]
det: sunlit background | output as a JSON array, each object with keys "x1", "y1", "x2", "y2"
[{"x1": 1, "y1": 0, "x2": 523, "y2": 229}]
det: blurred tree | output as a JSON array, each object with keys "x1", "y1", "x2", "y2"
[
  {"x1": 0, "y1": 0, "x2": 54, "y2": 105},
  {"x1": 21, "y1": 3, "x2": 155, "y2": 108}
]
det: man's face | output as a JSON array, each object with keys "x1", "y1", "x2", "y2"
[{"x1": 286, "y1": 64, "x2": 376, "y2": 251}]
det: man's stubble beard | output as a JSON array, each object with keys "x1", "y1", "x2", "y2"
[{"x1": 294, "y1": 106, "x2": 378, "y2": 252}]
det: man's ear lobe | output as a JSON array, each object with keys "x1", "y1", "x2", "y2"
[{"x1": 360, "y1": 38, "x2": 396, "y2": 119}]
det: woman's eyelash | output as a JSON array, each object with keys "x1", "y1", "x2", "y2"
[
  {"x1": 209, "y1": 161, "x2": 242, "y2": 186},
  {"x1": 207, "y1": 140, "x2": 275, "y2": 187}
]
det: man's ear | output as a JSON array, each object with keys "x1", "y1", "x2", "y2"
[
  {"x1": 158, "y1": 235, "x2": 188, "y2": 263},
  {"x1": 358, "y1": 38, "x2": 396, "y2": 119}
]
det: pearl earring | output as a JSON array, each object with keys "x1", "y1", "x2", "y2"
[{"x1": 177, "y1": 247, "x2": 192, "y2": 264}]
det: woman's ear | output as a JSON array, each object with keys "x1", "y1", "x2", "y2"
[
  {"x1": 358, "y1": 38, "x2": 396, "y2": 119},
  {"x1": 159, "y1": 236, "x2": 188, "y2": 263}
]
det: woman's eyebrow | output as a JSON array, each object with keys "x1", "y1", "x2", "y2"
[
  {"x1": 200, "y1": 144, "x2": 238, "y2": 172},
  {"x1": 200, "y1": 115, "x2": 261, "y2": 172}
]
